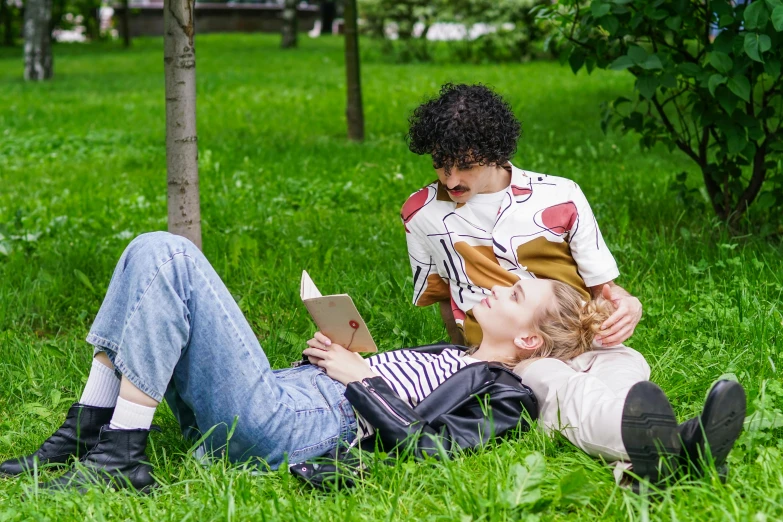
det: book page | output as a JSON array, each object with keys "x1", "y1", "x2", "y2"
[
  {"x1": 299, "y1": 270, "x2": 377, "y2": 352},
  {"x1": 300, "y1": 271, "x2": 323, "y2": 300}
]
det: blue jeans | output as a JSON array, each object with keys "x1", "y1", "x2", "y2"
[{"x1": 86, "y1": 232, "x2": 357, "y2": 468}]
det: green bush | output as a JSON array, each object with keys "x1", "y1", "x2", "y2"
[{"x1": 539, "y1": 0, "x2": 783, "y2": 226}]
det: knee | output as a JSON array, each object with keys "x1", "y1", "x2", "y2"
[
  {"x1": 123, "y1": 231, "x2": 196, "y2": 269},
  {"x1": 129, "y1": 231, "x2": 194, "y2": 255}
]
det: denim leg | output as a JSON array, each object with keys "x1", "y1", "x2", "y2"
[{"x1": 87, "y1": 232, "x2": 355, "y2": 468}]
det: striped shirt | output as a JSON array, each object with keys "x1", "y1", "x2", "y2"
[{"x1": 355, "y1": 348, "x2": 480, "y2": 439}]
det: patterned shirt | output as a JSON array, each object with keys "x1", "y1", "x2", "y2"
[{"x1": 401, "y1": 162, "x2": 619, "y2": 346}]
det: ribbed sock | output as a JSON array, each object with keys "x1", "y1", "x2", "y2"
[
  {"x1": 109, "y1": 396, "x2": 157, "y2": 430},
  {"x1": 79, "y1": 358, "x2": 121, "y2": 408}
]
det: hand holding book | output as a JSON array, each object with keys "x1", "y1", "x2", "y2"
[{"x1": 303, "y1": 331, "x2": 378, "y2": 385}]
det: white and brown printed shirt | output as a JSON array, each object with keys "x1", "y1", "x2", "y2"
[{"x1": 401, "y1": 162, "x2": 619, "y2": 346}]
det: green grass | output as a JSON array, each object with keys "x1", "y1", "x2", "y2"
[{"x1": 1, "y1": 33, "x2": 782, "y2": 520}]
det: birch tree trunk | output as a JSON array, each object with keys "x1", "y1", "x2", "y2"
[
  {"x1": 164, "y1": 0, "x2": 202, "y2": 249},
  {"x1": 280, "y1": 0, "x2": 297, "y2": 49},
  {"x1": 343, "y1": 0, "x2": 364, "y2": 141},
  {"x1": 23, "y1": 0, "x2": 53, "y2": 81}
]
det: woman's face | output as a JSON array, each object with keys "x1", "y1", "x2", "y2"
[{"x1": 473, "y1": 279, "x2": 555, "y2": 344}]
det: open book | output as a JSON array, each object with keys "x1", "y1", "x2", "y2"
[{"x1": 300, "y1": 271, "x2": 378, "y2": 353}]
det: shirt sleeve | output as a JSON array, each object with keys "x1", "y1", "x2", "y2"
[
  {"x1": 567, "y1": 183, "x2": 620, "y2": 288},
  {"x1": 404, "y1": 225, "x2": 451, "y2": 307}
]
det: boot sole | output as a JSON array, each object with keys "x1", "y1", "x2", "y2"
[
  {"x1": 621, "y1": 381, "x2": 681, "y2": 484},
  {"x1": 699, "y1": 380, "x2": 746, "y2": 470},
  {"x1": 0, "y1": 457, "x2": 72, "y2": 477}
]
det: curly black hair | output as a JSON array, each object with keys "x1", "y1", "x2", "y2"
[{"x1": 406, "y1": 83, "x2": 522, "y2": 173}]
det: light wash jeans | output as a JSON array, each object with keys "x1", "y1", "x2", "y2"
[{"x1": 86, "y1": 232, "x2": 357, "y2": 468}]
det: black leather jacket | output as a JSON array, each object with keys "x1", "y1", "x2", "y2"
[{"x1": 291, "y1": 343, "x2": 539, "y2": 489}]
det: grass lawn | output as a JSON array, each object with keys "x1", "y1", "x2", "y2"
[{"x1": 0, "y1": 33, "x2": 782, "y2": 520}]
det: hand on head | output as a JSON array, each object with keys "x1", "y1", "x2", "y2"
[{"x1": 594, "y1": 283, "x2": 642, "y2": 347}]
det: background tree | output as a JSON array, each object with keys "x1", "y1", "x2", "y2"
[
  {"x1": 539, "y1": 0, "x2": 783, "y2": 224},
  {"x1": 358, "y1": 0, "x2": 552, "y2": 64},
  {"x1": 319, "y1": 0, "x2": 336, "y2": 36},
  {"x1": 49, "y1": 0, "x2": 65, "y2": 37},
  {"x1": 344, "y1": 0, "x2": 364, "y2": 140},
  {"x1": 441, "y1": 0, "x2": 552, "y2": 63},
  {"x1": 121, "y1": 0, "x2": 131, "y2": 47},
  {"x1": 24, "y1": 0, "x2": 53, "y2": 80},
  {"x1": 1, "y1": 0, "x2": 14, "y2": 46},
  {"x1": 359, "y1": 0, "x2": 436, "y2": 60},
  {"x1": 164, "y1": 0, "x2": 202, "y2": 249},
  {"x1": 82, "y1": 0, "x2": 100, "y2": 40},
  {"x1": 281, "y1": 0, "x2": 298, "y2": 48}
]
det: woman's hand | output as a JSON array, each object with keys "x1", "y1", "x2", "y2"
[{"x1": 303, "y1": 332, "x2": 377, "y2": 385}]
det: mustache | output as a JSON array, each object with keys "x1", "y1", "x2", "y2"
[{"x1": 447, "y1": 185, "x2": 469, "y2": 192}]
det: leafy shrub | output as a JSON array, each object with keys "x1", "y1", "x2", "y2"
[{"x1": 539, "y1": 0, "x2": 783, "y2": 225}]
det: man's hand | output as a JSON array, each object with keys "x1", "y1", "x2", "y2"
[
  {"x1": 592, "y1": 283, "x2": 642, "y2": 347},
  {"x1": 303, "y1": 331, "x2": 377, "y2": 385}
]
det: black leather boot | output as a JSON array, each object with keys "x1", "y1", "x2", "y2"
[
  {"x1": 0, "y1": 403, "x2": 114, "y2": 476},
  {"x1": 621, "y1": 381, "x2": 681, "y2": 487},
  {"x1": 677, "y1": 380, "x2": 746, "y2": 478},
  {"x1": 42, "y1": 426, "x2": 156, "y2": 493}
]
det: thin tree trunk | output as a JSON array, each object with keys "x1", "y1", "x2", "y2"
[
  {"x1": 732, "y1": 139, "x2": 768, "y2": 223},
  {"x1": 90, "y1": 5, "x2": 100, "y2": 40},
  {"x1": 49, "y1": 0, "x2": 66, "y2": 38},
  {"x1": 164, "y1": 0, "x2": 202, "y2": 249},
  {"x1": 343, "y1": 0, "x2": 364, "y2": 141},
  {"x1": 280, "y1": 0, "x2": 297, "y2": 49},
  {"x1": 1, "y1": 0, "x2": 13, "y2": 46},
  {"x1": 24, "y1": 0, "x2": 53, "y2": 80},
  {"x1": 319, "y1": 0, "x2": 335, "y2": 36},
  {"x1": 122, "y1": 0, "x2": 131, "y2": 47}
]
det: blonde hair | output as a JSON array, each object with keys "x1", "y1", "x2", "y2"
[
  {"x1": 532, "y1": 281, "x2": 614, "y2": 360},
  {"x1": 490, "y1": 281, "x2": 614, "y2": 369},
  {"x1": 466, "y1": 281, "x2": 615, "y2": 369}
]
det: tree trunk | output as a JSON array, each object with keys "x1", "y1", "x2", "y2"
[
  {"x1": 343, "y1": 0, "x2": 364, "y2": 141},
  {"x1": 319, "y1": 0, "x2": 335, "y2": 36},
  {"x1": 280, "y1": 0, "x2": 297, "y2": 49},
  {"x1": 49, "y1": 0, "x2": 67, "y2": 39},
  {"x1": 1, "y1": 0, "x2": 13, "y2": 46},
  {"x1": 23, "y1": 0, "x2": 53, "y2": 81},
  {"x1": 122, "y1": 0, "x2": 131, "y2": 47},
  {"x1": 90, "y1": 5, "x2": 100, "y2": 40},
  {"x1": 732, "y1": 140, "x2": 768, "y2": 224},
  {"x1": 164, "y1": 0, "x2": 202, "y2": 249}
]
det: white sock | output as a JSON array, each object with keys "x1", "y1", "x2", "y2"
[
  {"x1": 79, "y1": 358, "x2": 121, "y2": 408},
  {"x1": 109, "y1": 396, "x2": 157, "y2": 430}
]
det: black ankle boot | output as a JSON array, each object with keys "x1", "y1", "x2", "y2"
[
  {"x1": 677, "y1": 380, "x2": 746, "y2": 478},
  {"x1": 42, "y1": 426, "x2": 156, "y2": 493},
  {"x1": 0, "y1": 403, "x2": 114, "y2": 476},
  {"x1": 621, "y1": 381, "x2": 681, "y2": 486}
]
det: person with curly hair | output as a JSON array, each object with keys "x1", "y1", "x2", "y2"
[{"x1": 401, "y1": 83, "x2": 746, "y2": 487}]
